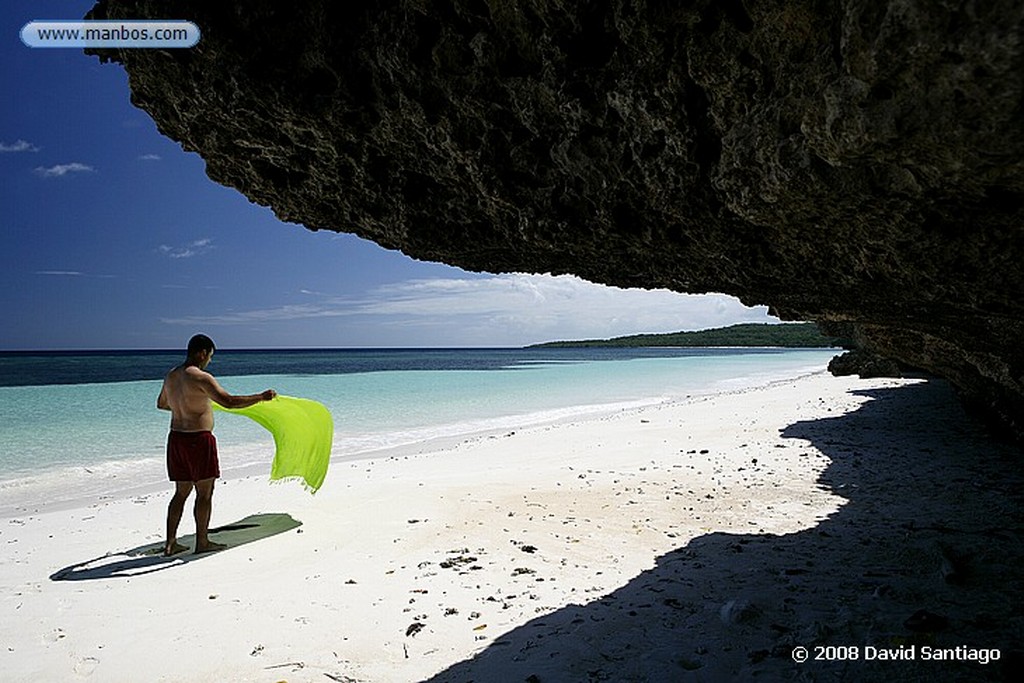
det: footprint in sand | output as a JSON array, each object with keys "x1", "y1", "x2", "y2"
[
  {"x1": 74, "y1": 656, "x2": 99, "y2": 676},
  {"x1": 43, "y1": 628, "x2": 66, "y2": 644}
]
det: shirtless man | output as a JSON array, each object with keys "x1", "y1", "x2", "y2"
[{"x1": 157, "y1": 334, "x2": 276, "y2": 556}]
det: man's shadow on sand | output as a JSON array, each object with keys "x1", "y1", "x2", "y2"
[
  {"x1": 49, "y1": 512, "x2": 301, "y2": 581},
  {"x1": 424, "y1": 380, "x2": 1023, "y2": 682}
]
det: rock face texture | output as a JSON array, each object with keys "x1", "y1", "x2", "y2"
[{"x1": 86, "y1": 1, "x2": 1023, "y2": 438}]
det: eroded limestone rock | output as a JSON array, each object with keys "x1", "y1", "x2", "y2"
[{"x1": 85, "y1": 0, "x2": 1024, "y2": 438}]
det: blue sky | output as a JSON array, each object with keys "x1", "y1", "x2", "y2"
[{"x1": 2, "y1": 1, "x2": 776, "y2": 349}]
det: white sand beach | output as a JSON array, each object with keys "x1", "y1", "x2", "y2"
[{"x1": 2, "y1": 372, "x2": 1021, "y2": 682}]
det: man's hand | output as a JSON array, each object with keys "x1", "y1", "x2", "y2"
[{"x1": 261, "y1": 389, "x2": 277, "y2": 401}]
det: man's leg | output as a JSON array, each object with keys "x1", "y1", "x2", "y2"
[
  {"x1": 193, "y1": 478, "x2": 225, "y2": 553},
  {"x1": 164, "y1": 481, "x2": 194, "y2": 556}
]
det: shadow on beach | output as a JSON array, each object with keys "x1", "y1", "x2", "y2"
[
  {"x1": 49, "y1": 512, "x2": 301, "y2": 581},
  {"x1": 424, "y1": 380, "x2": 1023, "y2": 682}
]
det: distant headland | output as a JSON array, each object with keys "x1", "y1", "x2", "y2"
[{"x1": 529, "y1": 322, "x2": 845, "y2": 349}]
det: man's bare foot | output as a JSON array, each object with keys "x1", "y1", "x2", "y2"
[
  {"x1": 194, "y1": 540, "x2": 227, "y2": 554},
  {"x1": 163, "y1": 541, "x2": 189, "y2": 557}
]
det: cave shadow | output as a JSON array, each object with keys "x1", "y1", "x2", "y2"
[
  {"x1": 49, "y1": 512, "x2": 302, "y2": 581},
  {"x1": 424, "y1": 380, "x2": 1023, "y2": 682}
]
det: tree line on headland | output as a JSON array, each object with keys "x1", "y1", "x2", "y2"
[{"x1": 529, "y1": 322, "x2": 847, "y2": 348}]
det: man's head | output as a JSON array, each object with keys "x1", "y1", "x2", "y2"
[{"x1": 186, "y1": 334, "x2": 216, "y2": 368}]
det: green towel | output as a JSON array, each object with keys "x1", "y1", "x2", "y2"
[{"x1": 213, "y1": 395, "x2": 333, "y2": 493}]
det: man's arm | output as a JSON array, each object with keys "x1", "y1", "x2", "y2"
[
  {"x1": 195, "y1": 370, "x2": 276, "y2": 409},
  {"x1": 157, "y1": 382, "x2": 170, "y2": 411}
]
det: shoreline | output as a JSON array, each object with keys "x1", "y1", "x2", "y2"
[
  {"x1": 0, "y1": 366, "x2": 830, "y2": 520},
  {"x1": 2, "y1": 372, "x2": 1020, "y2": 682}
]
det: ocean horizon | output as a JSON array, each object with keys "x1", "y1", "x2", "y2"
[{"x1": 0, "y1": 346, "x2": 838, "y2": 515}]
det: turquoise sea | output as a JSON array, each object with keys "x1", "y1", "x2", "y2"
[{"x1": 0, "y1": 347, "x2": 837, "y2": 513}]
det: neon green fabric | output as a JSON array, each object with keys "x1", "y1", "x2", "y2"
[{"x1": 213, "y1": 396, "x2": 332, "y2": 493}]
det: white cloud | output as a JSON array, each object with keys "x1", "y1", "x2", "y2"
[
  {"x1": 160, "y1": 273, "x2": 776, "y2": 345},
  {"x1": 34, "y1": 162, "x2": 94, "y2": 178},
  {"x1": 158, "y1": 238, "x2": 214, "y2": 259},
  {"x1": 35, "y1": 270, "x2": 83, "y2": 276},
  {"x1": 138, "y1": 153, "x2": 161, "y2": 161},
  {"x1": 1, "y1": 139, "x2": 39, "y2": 153}
]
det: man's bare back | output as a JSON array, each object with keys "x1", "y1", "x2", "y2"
[
  {"x1": 158, "y1": 353, "x2": 276, "y2": 431},
  {"x1": 159, "y1": 364, "x2": 218, "y2": 431}
]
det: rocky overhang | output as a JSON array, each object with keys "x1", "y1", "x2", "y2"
[{"x1": 85, "y1": 0, "x2": 1024, "y2": 439}]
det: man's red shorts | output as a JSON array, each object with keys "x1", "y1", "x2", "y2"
[{"x1": 166, "y1": 430, "x2": 220, "y2": 482}]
